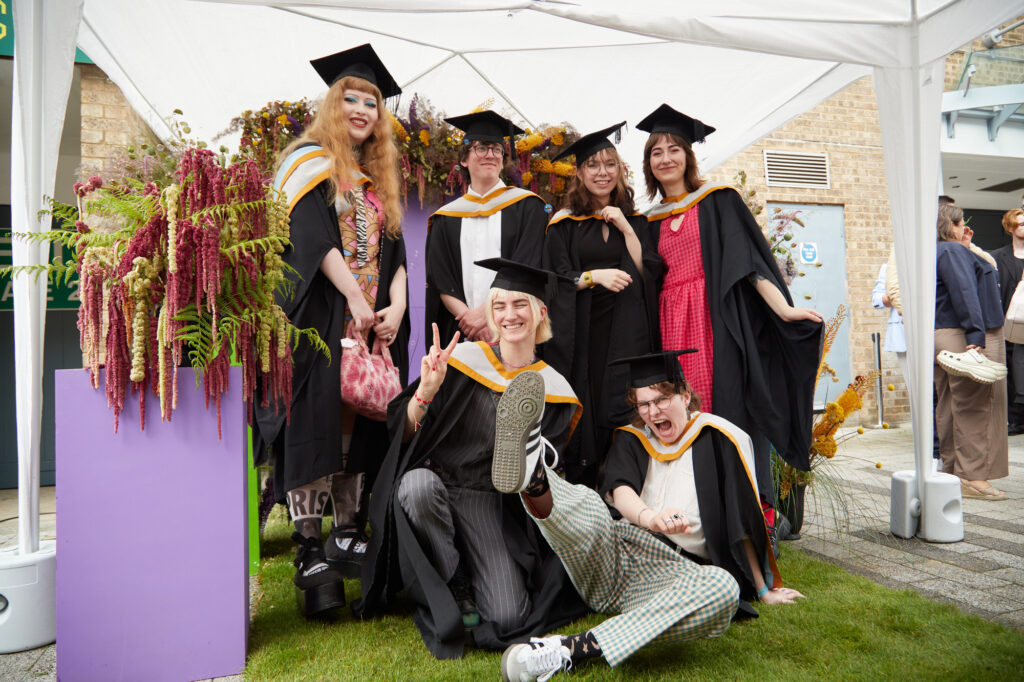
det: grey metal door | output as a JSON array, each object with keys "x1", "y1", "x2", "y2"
[{"x1": 768, "y1": 202, "x2": 850, "y2": 409}]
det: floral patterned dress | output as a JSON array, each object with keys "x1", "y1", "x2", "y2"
[
  {"x1": 339, "y1": 185, "x2": 383, "y2": 321},
  {"x1": 658, "y1": 204, "x2": 715, "y2": 411}
]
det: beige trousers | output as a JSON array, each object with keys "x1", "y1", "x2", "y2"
[{"x1": 934, "y1": 327, "x2": 1009, "y2": 481}]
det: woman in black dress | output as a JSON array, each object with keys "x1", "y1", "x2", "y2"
[{"x1": 544, "y1": 123, "x2": 659, "y2": 487}]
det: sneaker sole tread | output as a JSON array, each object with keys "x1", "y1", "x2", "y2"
[{"x1": 492, "y1": 371, "x2": 544, "y2": 494}]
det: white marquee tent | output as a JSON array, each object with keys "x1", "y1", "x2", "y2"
[{"x1": 12, "y1": 0, "x2": 1024, "y2": 564}]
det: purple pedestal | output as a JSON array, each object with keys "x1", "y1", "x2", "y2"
[
  {"x1": 403, "y1": 201, "x2": 433, "y2": 383},
  {"x1": 56, "y1": 367, "x2": 248, "y2": 682}
]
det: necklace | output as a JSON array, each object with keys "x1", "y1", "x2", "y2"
[
  {"x1": 503, "y1": 356, "x2": 536, "y2": 370},
  {"x1": 493, "y1": 343, "x2": 535, "y2": 370}
]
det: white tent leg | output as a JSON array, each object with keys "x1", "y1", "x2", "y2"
[
  {"x1": 874, "y1": 55, "x2": 963, "y2": 543},
  {"x1": 0, "y1": 0, "x2": 80, "y2": 654}
]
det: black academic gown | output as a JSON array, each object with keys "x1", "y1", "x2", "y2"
[
  {"x1": 424, "y1": 195, "x2": 549, "y2": 344},
  {"x1": 544, "y1": 213, "x2": 661, "y2": 482},
  {"x1": 355, "y1": 364, "x2": 588, "y2": 659},
  {"x1": 649, "y1": 188, "x2": 822, "y2": 471},
  {"x1": 599, "y1": 420, "x2": 780, "y2": 615},
  {"x1": 254, "y1": 180, "x2": 411, "y2": 499}
]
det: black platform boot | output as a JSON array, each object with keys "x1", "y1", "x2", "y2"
[
  {"x1": 292, "y1": 532, "x2": 346, "y2": 616},
  {"x1": 325, "y1": 525, "x2": 369, "y2": 579}
]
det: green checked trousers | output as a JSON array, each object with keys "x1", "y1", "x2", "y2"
[{"x1": 529, "y1": 468, "x2": 740, "y2": 667}]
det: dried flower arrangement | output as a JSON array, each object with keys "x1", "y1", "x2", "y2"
[
  {"x1": 228, "y1": 95, "x2": 580, "y2": 208},
  {"x1": 6, "y1": 143, "x2": 326, "y2": 437},
  {"x1": 391, "y1": 95, "x2": 580, "y2": 207},
  {"x1": 222, "y1": 100, "x2": 316, "y2": 177},
  {"x1": 734, "y1": 169, "x2": 806, "y2": 285},
  {"x1": 772, "y1": 305, "x2": 883, "y2": 532}
]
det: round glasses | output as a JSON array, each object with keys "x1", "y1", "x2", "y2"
[
  {"x1": 636, "y1": 395, "x2": 673, "y2": 415},
  {"x1": 582, "y1": 160, "x2": 619, "y2": 173},
  {"x1": 469, "y1": 144, "x2": 504, "y2": 158}
]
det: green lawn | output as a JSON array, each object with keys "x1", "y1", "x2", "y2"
[{"x1": 246, "y1": 508, "x2": 1024, "y2": 681}]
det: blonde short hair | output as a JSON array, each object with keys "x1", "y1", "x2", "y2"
[{"x1": 484, "y1": 288, "x2": 553, "y2": 345}]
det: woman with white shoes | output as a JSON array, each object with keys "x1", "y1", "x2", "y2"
[{"x1": 933, "y1": 204, "x2": 1009, "y2": 500}]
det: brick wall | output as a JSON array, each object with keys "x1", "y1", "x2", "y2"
[
  {"x1": 710, "y1": 77, "x2": 906, "y2": 425},
  {"x1": 79, "y1": 64, "x2": 155, "y2": 177}
]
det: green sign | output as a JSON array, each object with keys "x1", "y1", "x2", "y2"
[
  {"x1": 0, "y1": 1, "x2": 93, "y2": 63},
  {"x1": 0, "y1": 227, "x2": 81, "y2": 311}
]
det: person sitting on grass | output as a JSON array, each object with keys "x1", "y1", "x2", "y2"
[
  {"x1": 491, "y1": 351, "x2": 803, "y2": 681},
  {"x1": 356, "y1": 258, "x2": 588, "y2": 660}
]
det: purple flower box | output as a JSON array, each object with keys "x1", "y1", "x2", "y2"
[{"x1": 55, "y1": 367, "x2": 248, "y2": 681}]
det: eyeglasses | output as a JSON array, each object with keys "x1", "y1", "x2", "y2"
[
  {"x1": 636, "y1": 395, "x2": 673, "y2": 415},
  {"x1": 469, "y1": 144, "x2": 504, "y2": 158},
  {"x1": 582, "y1": 160, "x2": 619, "y2": 173}
]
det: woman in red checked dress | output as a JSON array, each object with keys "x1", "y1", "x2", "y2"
[{"x1": 636, "y1": 103, "x2": 823, "y2": 498}]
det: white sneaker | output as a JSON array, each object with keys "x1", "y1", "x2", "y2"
[
  {"x1": 936, "y1": 349, "x2": 1007, "y2": 384},
  {"x1": 493, "y1": 371, "x2": 553, "y2": 493},
  {"x1": 501, "y1": 636, "x2": 572, "y2": 682}
]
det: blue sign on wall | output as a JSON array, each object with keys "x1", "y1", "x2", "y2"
[{"x1": 799, "y1": 242, "x2": 819, "y2": 264}]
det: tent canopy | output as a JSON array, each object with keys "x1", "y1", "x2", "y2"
[
  {"x1": 73, "y1": 1, "x2": 1019, "y2": 170},
  {"x1": 13, "y1": 1, "x2": 1024, "y2": 555}
]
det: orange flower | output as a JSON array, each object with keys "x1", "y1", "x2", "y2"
[
  {"x1": 551, "y1": 132, "x2": 565, "y2": 146},
  {"x1": 521, "y1": 172, "x2": 533, "y2": 185},
  {"x1": 516, "y1": 132, "x2": 544, "y2": 154},
  {"x1": 531, "y1": 158, "x2": 553, "y2": 173},
  {"x1": 836, "y1": 387, "x2": 862, "y2": 416},
  {"x1": 418, "y1": 129, "x2": 431, "y2": 146},
  {"x1": 811, "y1": 435, "x2": 837, "y2": 458},
  {"x1": 552, "y1": 161, "x2": 575, "y2": 177}
]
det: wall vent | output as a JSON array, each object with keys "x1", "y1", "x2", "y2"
[{"x1": 763, "y1": 150, "x2": 830, "y2": 189}]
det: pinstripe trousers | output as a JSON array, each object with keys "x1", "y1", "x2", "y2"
[
  {"x1": 529, "y1": 467, "x2": 740, "y2": 667},
  {"x1": 397, "y1": 468, "x2": 529, "y2": 630}
]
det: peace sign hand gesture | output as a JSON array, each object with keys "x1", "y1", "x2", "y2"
[{"x1": 418, "y1": 323, "x2": 460, "y2": 400}]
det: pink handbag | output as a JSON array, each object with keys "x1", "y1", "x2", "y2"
[{"x1": 340, "y1": 323, "x2": 401, "y2": 421}]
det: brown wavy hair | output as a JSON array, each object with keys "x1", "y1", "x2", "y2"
[
  {"x1": 561, "y1": 147, "x2": 635, "y2": 215},
  {"x1": 937, "y1": 204, "x2": 964, "y2": 242},
  {"x1": 279, "y1": 76, "x2": 403, "y2": 238},
  {"x1": 1002, "y1": 208, "x2": 1024, "y2": 235},
  {"x1": 625, "y1": 379, "x2": 702, "y2": 429},
  {"x1": 642, "y1": 133, "x2": 704, "y2": 202}
]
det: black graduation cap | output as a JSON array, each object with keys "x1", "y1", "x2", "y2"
[
  {"x1": 553, "y1": 121, "x2": 625, "y2": 163},
  {"x1": 310, "y1": 44, "x2": 402, "y2": 99},
  {"x1": 635, "y1": 104, "x2": 715, "y2": 145},
  {"x1": 474, "y1": 257, "x2": 571, "y2": 305},
  {"x1": 610, "y1": 350, "x2": 699, "y2": 388},
  {"x1": 445, "y1": 111, "x2": 524, "y2": 143}
]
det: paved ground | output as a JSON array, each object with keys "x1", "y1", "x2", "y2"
[
  {"x1": 790, "y1": 424, "x2": 1024, "y2": 631},
  {"x1": 1, "y1": 424, "x2": 1021, "y2": 680}
]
